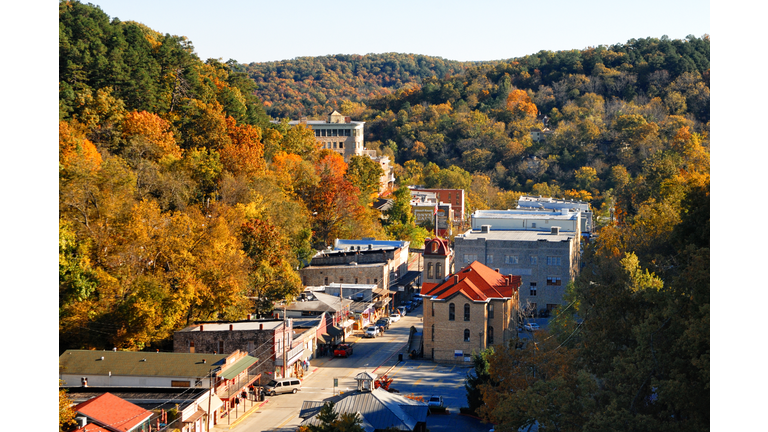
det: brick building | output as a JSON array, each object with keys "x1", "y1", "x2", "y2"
[
  {"x1": 422, "y1": 237, "x2": 453, "y2": 285},
  {"x1": 421, "y1": 261, "x2": 520, "y2": 363},
  {"x1": 409, "y1": 187, "x2": 466, "y2": 222}
]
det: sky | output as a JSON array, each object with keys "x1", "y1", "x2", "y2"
[{"x1": 88, "y1": 0, "x2": 711, "y2": 64}]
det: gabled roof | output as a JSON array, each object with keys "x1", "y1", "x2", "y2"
[
  {"x1": 300, "y1": 388, "x2": 428, "y2": 432},
  {"x1": 74, "y1": 393, "x2": 153, "y2": 432},
  {"x1": 59, "y1": 350, "x2": 230, "y2": 380},
  {"x1": 421, "y1": 261, "x2": 520, "y2": 302}
]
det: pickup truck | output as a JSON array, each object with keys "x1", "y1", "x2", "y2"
[{"x1": 333, "y1": 343, "x2": 353, "y2": 357}]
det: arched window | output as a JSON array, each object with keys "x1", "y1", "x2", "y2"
[
  {"x1": 487, "y1": 326, "x2": 494, "y2": 345},
  {"x1": 431, "y1": 324, "x2": 435, "y2": 341},
  {"x1": 488, "y1": 303, "x2": 494, "y2": 319},
  {"x1": 431, "y1": 242, "x2": 438, "y2": 253},
  {"x1": 428, "y1": 263, "x2": 434, "y2": 279},
  {"x1": 464, "y1": 304, "x2": 470, "y2": 321},
  {"x1": 464, "y1": 329, "x2": 470, "y2": 342},
  {"x1": 449, "y1": 303, "x2": 455, "y2": 321},
  {"x1": 436, "y1": 262, "x2": 442, "y2": 278}
]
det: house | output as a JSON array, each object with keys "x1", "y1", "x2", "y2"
[
  {"x1": 60, "y1": 349, "x2": 258, "y2": 422},
  {"x1": 71, "y1": 392, "x2": 153, "y2": 432},
  {"x1": 421, "y1": 261, "x2": 521, "y2": 362},
  {"x1": 453, "y1": 223, "x2": 581, "y2": 317},
  {"x1": 64, "y1": 387, "x2": 222, "y2": 432},
  {"x1": 299, "y1": 372, "x2": 429, "y2": 432},
  {"x1": 409, "y1": 187, "x2": 466, "y2": 222},
  {"x1": 422, "y1": 237, "x2": 454, "y2": 285}
]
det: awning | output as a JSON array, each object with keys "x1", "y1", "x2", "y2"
[
  {"x1": 325, "y1": 325, "x2": 344, "y2": 338},
  {"x1": 341, "y1": 319, "x2": 355, "y2": 328},
  {"x1": 395, "y1": 270, "x2": 422, "y2": 287},
  {"x1": 219, "y1": 355, "x2": 258, "y2": 380},
  {"x1": 183, "y1": 408, "x2": 205, "y2": 424},
  {"x1": 196, "y1": 393, "x2": 223, "y2": 415}
]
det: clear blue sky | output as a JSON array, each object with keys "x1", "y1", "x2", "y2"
[{"x1": 90, "y1": 0, "x2": 710, "y2": 63}]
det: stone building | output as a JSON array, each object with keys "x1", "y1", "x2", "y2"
[
  {"x1": 422, "y1": 237, "x2": 453, "y2": 285},
  {"x1": 421, "y1": 261, "x2": 520, "y2": 363},
  {"x1": 454, "y1": 224, "x2": 581, "y2": 317},
  {"x1": 173, "y1": 320, "x2": 303, "y2": 381}
]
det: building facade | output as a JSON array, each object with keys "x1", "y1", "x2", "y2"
[
  {"x1": 421, "y1": 261, "x2": 520, "y2": 363},
  {"x1": 453, "y1": 225, "x2": 580, "y2": 317},
  {"x1": 422, "y1": 237, "x2": 453, "y2": 285},
  {"x1": 409, "y1": 187, "x2": 466, "y2": 222}
]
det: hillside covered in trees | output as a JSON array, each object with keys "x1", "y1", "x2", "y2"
[{"x1": 59, "y1": 8, "x2": 709, "y2": 428}]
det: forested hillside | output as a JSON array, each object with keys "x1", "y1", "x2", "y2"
[
  {"x1": 58, "y1": 1, "x2": 391, "y2": 351},
  {"x1": 59, "y1": 8, "x2": 709, "y2": 426},
  {"x1": 244, "y1": 54, "x2": 484, "y2": 119}
]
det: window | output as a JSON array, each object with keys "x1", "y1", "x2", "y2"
[
  {"x1": 464, "y1": 329, "x2": 470, "y2": 342},
  {"x1": 464, "y1": 254, "x2": 477, "y2": 264},
  {"x1": 449, "y1": 303, "x2": 455, "y2": 321},
  {"x1": 171, "y1": 380, "x2": 191, "y2": 388},
  {"x1": 428, "y1": 263, "x2": 434, "y2": 279},
  {"x1": 431, "y1": 302, "x2": 435, "y2": 316},
  {"x1": 315, "y1": 130, "x2": 320, "y2": 137},
  {"x1": 487, "y1": 254, "x2": 493, "y2": 264},
  {"x1": 339, "y1": 277, "x2": 344, "y2": 282},
  {"x1": 487, "y1": 326, "x2": 494, "y2": 345},
  {"x1": 464, "y1": 304, "x2": 470, "y2": 321},
  {"x1": 448, "y1": 193, "x2": 452, "y2": 202},
  {"x1": 546, "y1": 277, "x2": 561, "y2": 286},
  {"x1": 436, "y1": 262, "x2": 442, "y2": 278},
  {"x1": 374, "y1": 278, "x2": 378, "y2": 284},
  {"x1": 431, "y1": 324, "x2": 435, "y2": 341},
  {"x1": 217, "y1": 341, "x2": 224, "y2": 353},
  {"x1": 531, "y1": 222, "x2": 537, "y2": 228},
  {"x1": 324, "y1": 277, "x2": 328, "y2": 285},
  {"x1": 355, "y1": 277, "x2": 359, "y2": 284},
  {"x1": 530, "y1": 256, "x2": 538, "y2": 265},
  {"x1": 339, "y1": 142, "x2": 344, "y2": 148},
  {"x1": 431, "y1": 242, "x2": 438, "y2": 253},
  {"x1": 547, "y1": 256, "x2": 562, "y2": 266},
  {"x1": 248, "y1": 341, "x2": 254, "y2": 353},
  {"x1": 530, "y1": 282, "x2": 537, "y2": 296},
  {"x1": 505, "y1": 255, "x2": 519, "y2": 264},
  {"x1": 332, "y1": 129, "x2": 338, "y2": 136},
  {"x1": 189, "y1": 340, "x2": 195, "y2": 353},
  {"x1": 321, "y1": 129, "x2": 327, "y2": 137},
  {"x1": 488, "y1": 303, "x2": 494, "y2": 319},
  {"x1": 333, "y1": 142, "x2": 337, "y2": 149},
  {"x1": 345, "y1": 129, "x2": 351, "y2": 136}
]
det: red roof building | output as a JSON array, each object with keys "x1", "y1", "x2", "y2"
[
  {"x1": 73, "y1": 393, "x2": 153, "y2": 432},
  {"x1": 422, "y1": 261, "x2": 521, "y2": 362}
]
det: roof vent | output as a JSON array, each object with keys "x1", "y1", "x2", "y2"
[
  {"x1": 551, "y1": 226, "x2": 560, "y2": 235},
  {"x1": 200, "y1": 325, "x2": 204, "y2": 331},
  {"x1": 481, "y1": 225, "x2": 491, "y2": 233},
  {"x1": 454, "y1": 275, "x2": 459, "y2": 284},
  {"x1": 203, "y1": 359, "x2": 206, "y2": 364},
  {"x1": 141, "y1": 358, "x2": 147, "y2": 362}
]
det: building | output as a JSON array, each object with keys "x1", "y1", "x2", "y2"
[
  {"x1": 422, "y1": 237, "x2": 454, "y2": 285},
  {"x1": 277, "y1": 110, "x2": 365, "y2": 161},
  {"x1": 299, "y1": 372, "x2": 429, "y2": 432},
  {"x1": 453, "y1": 224, "x2": 581, "y2": 317},
  {"x1": 471, "y1": 209, "x2": 582, "y2": 234},
  {"x1": 71, "y1": 392, "x2": 153, "y2": 432},
  {"x1": 409, "y1": 187, "x2": 466, "y2": 222},
  {"x1": 421, "y1": 261, "x2": 520, "y2": 363},
  {"x1": 370, "y1": 154, "x2": 396, "y2": 194},
  {"x1": 517, "y1": 195, "x2": 593, "y2": 235},
  {"x1": 65, "y1": 387, "x2": 222, "y2": 432},
  {"x1": 173, "y1": 320, "x2": 299, "y2": 381}
]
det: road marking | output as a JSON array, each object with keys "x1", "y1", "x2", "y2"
[
  {"x1": 414, "y1": 379, "x2": 422, "y2": 385},
  {"x1": 274, "y1": 413, "x2": 297, "y2": 430}
]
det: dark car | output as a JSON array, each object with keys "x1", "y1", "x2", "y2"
[{"x1": 376, "y1": 319, "x2": 390, "y2": 330}]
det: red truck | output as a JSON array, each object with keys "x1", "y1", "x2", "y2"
[{"x1": 333, "y1": 343, "x2": 353, "y2": 357}]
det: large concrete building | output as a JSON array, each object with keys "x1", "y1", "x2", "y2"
[
  {"x1": 421, "y1": 261, "x2": 520, "y2": 363},
  {"x1": 453, "y1": 224, "x2": 581, "y2": 317},
  {"x1": 517, "y1": 195, "x2": 593, "y2": 235},
  {"x1": 279, "y1": 110, "x2": 366, "y2": 161}
]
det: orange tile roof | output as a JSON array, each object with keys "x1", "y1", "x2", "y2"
[
  {"x1": 421, "y1": 261, "x2": 520, "y2": 301},
  {"x1": 73, "y1": 425, "x2": 110, "y2": 432},
  {"x1": 74, "y1": 393, "x2": 153, "y2": 432}
]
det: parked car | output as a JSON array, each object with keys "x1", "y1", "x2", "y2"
[
  {"x1": 389, "y1": 313, "x2": 401, "y2": 323},
  {"x1": 376, "y1": 318, "x2": 390, "y2": 330},
  {"x1": 524, "y1": 322, "x2": 540, "y2": 332},
  {"x1": 333, "y1": 343, "x2": 353, "y2": 357},
  {"x1": 427, "y1": 395, "x2": 444, "y2": 407},
  {"x1": 364, "y1": 326, "x2": 380, "y2": 338},
  {"x1": 264, "y1": 378, "x2": 302, "y2": 395},
  {"x1": 404, "y1": 301, "x2": 413, "y2": 312},
  {"x1": 397, "y1": 306, "x2": 407, "y2": 316}
]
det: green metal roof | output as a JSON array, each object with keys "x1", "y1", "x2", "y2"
[
  {"x1": 218, "y1": 355, "x2": 258, "y2": 380},
  {"x1": 59, "y1": 350, "x2": 230, "y2": 380}
]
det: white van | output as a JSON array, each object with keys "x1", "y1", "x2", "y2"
[{"x1": 264, "y1": 378, "x2": 302, "y2": 395}]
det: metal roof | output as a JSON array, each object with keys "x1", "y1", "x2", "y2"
[
  {"x1": 218, "y1": 355, "x2": 258, "y2": 380},
  {"x1": 59, "y1": 350, "x2": 230, "y2": 380},
  {"x1": 456, "y1": 229, "x2": 577, "y2": 242}
]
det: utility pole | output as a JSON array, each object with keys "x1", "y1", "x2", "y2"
[
  {"x1": 206, "y1": 369, "x2": 213, "y2": 432},
  {"x1": 283, "y1": 303, "x2": 287, "y2": 378}
]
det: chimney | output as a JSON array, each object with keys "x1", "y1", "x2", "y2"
[
  {"x1": 260, "y1": 323, "x2": 264, "y2": 330},
  {"x1": 229, "y1": 324, "x2": 234, "y2": 331},
  {"x1": 495, "y1": 268, "x2": 500, "y2": 273},
  {"x1": 200, "y1": 325, "x2": 204, "y2": 331},
  {"x1": 247, "y1": 314, "x2": 252, "y2": 320},
  {"x1": 345, "y1": 116, "x2": 351, "y2": 123},
  {"x1": 453, "y1": 275, "x2": 459, "y2": 284},
  {"x1": 551, "y1": 226, "x2": 560, "y2": 235}
]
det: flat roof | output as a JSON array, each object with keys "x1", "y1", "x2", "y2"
[
  {"x1": 473, "y1": 210, "x2": 579, "y2": 221},
  {"x1": 456, "y1": 229, "x2": 577, "y2": 242},
  {"x1": 178, "y1": 321, "x2": 283, "y2": 332}
]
